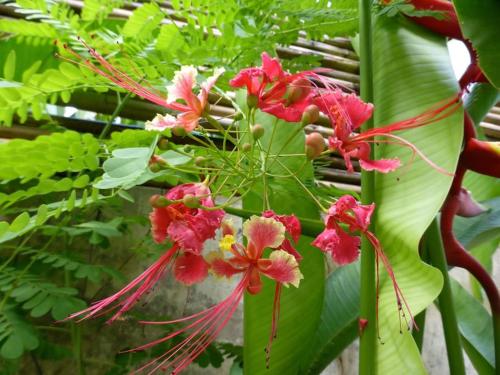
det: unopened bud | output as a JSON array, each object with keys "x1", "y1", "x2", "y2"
[
  {"x1": 305, "y1": 132, "x2": 325, "y2": 159},
  {"x1": 149, "y1": 163, "x2": 162, "y2": 172},
  {"x1": 247, "y1": 94, "x2": 258, "y2": 109},
  {"x1": 286, "y1": 78, "x2": 309, "y2": 105},
  {"x1": 157, "y1": 137, "x2": 170, "y2": 150},
  {"x1": 301, "y1": 104, "x2": 320, "y2": 125},
  {"x1": 182, "y1": 194, "x2": 200, "y2": 208},
  {"x1": 172, "y1": 126, "x2": 187, "y2": 137},
  {"x1": 251, "y1": 124, "x2": 265, "y2": 140},
  {"x1": 233, "y1": 112, "x2": 243, "y2": 121},
  {"x1": 195, "y1": 156, "x2": 207, "y2": 166},
  {"x1": 241, "y1": 143, "x2": 252, "y2": 152},
  {"x1": 149, "y1": 194, "x2": 170, "y2": 208}
]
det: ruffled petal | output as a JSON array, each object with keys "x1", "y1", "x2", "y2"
[
  {"x1": 243, "y1": 216, "x2": 285, "y2": 256},
  {"x1": 174, "y1": 253, "x2": 209, "y2": 285},
  {"x1": 312, "y1": 227, "x2": 360, "y2": 265},
  {"x1": 166, "y1": 65, "x2": 198, "y2": 105},
  {"x1": 260, "y1": 250, "x2": 303, "y2": 287},
  {"x1": 149, "y1": 208, "x2": 171, "y2": 244},
  {"x1": 145, "y1": 114, "x2": 178, "y2": 131}
]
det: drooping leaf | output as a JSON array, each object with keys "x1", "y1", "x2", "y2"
[{"x1": 372, "y1": 15, "x2": 463, "y2": 374}]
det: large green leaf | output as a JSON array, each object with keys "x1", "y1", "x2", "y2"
[
  {"x1": 372, "y1": 16, "x2": 463, "y2": 374},
  {"x1": 242, "y1": 110, "x2": 325, "y2": 374},
  {"x1": 453, "y1": 0, "x2": 500, "y2": 89},
  {"x1": 302, "y1": 262, "x2": 360, "y2": 374},
  {"x1": 450, "y1": 279, "x2": 494, "y2": 371}
]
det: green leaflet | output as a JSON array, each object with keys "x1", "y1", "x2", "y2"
[
  {"x1": 372, "y1": 16, "x2": 463, "y2": 374},
  {"x1": 242, "y1": 110, "x2": 325, "y2": 374},
  {"x1": 453, "y1": 0, "x2": 500, "y2": 89}
]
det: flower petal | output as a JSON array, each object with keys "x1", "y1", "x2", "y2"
[
  {"x1": 312, "y1": 228, "x2": 360, "y2": 265},
  {"x1": 209, "y1": 256, "x2": 243, "y2": 278},
  {"x1": 261, "y1": 52, "x2": 284, "y2": 81},
  {"x1": 166, "y1": 65, "x2": 198, "y2": 104},
  {"x1": 243, "y1": 216, "x2": 285, "y2": 255},
  {"x1": 145, "y1": 114, "x2": 178, "y2": 131},
  {"x1": 174, "y1": 253, "x2": 208, "y2": 285},
  {"x1": 260, "y1": 250, "x2": 304, "y2": 287},
  {"x1": 359, "y1": 157, "x2": 401, "y2": 173},
  {"x1": 149, "y1": 208, "x2": 171, "y2": 244}
]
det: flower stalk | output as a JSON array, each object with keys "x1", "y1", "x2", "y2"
[{"x1": 358, "y1": 0, "x2": 377, "y2": 373}]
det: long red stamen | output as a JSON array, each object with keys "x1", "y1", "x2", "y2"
[
  {"x1": 365, "y1": 232, "x2": 416, "y2": 332},
  {"x1": 60, "y1": 39, "x2": 187, "y2": 112},
  {"x1": 352, "y1": 95, "x2": 462, "y2": 141},
  {"x1": 265, "y1": 282, "x2": 282, "y2": 368},
  {"x1": 130, "y1": 273, "x2": 249, "y2": 374},
  {"x1": 65, "y1": 246, "x2": 178, "y2": 324}
]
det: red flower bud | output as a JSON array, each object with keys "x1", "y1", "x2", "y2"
[
  {"x1": 305, "y1": 132, "x2": 325, "y2": 159},
  {"x1": 301, "y1": 104, "x2": 320, "y2": 125},
  {"x1": 462, "y1": 139, "x2": 500, "y2": 178}
]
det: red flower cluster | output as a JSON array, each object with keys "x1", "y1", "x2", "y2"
[{"x1": 233, "y1": 53, "x2": 460, "y2": 174}]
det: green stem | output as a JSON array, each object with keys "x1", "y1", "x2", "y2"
[
  {"x1": 358, "y1": 0, "x2": 377, "y2": 374},
  {"x1": 426, "y1": 218, "x2": 466, "y2": 375},
  {"x1": 223, "y1": 206, "x2": 325, "y2": 236},
  {"x1": 98, "y1": 90, "x2": 134, "y2": 140}
]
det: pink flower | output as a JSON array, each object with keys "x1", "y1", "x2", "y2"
[
  {"x1": 65, "y1": 183, "x2": 223, "y2": 323},
  {"x1": 60, "y1": 40, "x2": 223, "y2": 133},
  {"x1": 315, "y1": 90, "x2": 460, "y2": 174},
  {"x1": 150, "y1": 183, "x2": 224, "y2": 254},
  {"x1": 131, "y1": 215, "x2": 303, "y2": 374},
  {"x1": 314, "y1": 90, "x2": 400, "y2": 173},
  {"x1": 230, "y1": 52, "x2": 318, "y2": 122},
  {"x1": 313, "y1": 195, "x2": 414, "y2": 328},
  {"x1": 146, "y1": 66, "x2": 225, "y2": 132}
]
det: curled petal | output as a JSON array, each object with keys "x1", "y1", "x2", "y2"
[
  {"x1": 243, "y1": 216, "x2": 285, "y2": 257},
  {"x1": 261, "y1": 52, "x2": 285, "y2": 81},
  {"x1": 261, "y1": 250, "x2": 304, "y2": 287},
  {"x1": 145, "y1": 114, "x2": 178, "y2": 131},
  {"x1": 359, "y1": 157, "x2": 401, "y2": 173},
  {"x1": 262, "y1": 210, "x2": 301, "y2": 243},
  {"x1": 174, "y1": 253, "x2": 209, "y2": 285},
  {"x1": 166, "y1": 65, "x2": 198, "y2": 105},
  {"x1": 312, "y1": 228, "x2": 360, "y2": 265},
  {"x1": 149, "y1": 207, "x2": 171, "y2": 244}
]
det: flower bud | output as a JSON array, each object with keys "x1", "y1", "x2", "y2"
[
  {"x1": 286, "y1": 78, "x2": 309, "y2": 105},
  {"x1": 182, "y1": 194, "x2": 201, "y2": 208},
  {"x1": 305, "y1": 132, "x2": 325, "y2": 160},
  {"x1": 157, "y1": 137, "x2": 170, "y2": 150},
  {"x1": 149, "y1": 163, "x2": 162, "y2": 173},
  {"x1": 195, "y1": 156, "x2": 207, "y2": 166},
  {"x1": 301, "y1": 104, "x2": 320, "y2": 125},
  {"x1": 149, "y1": 194, "x2": 170, "y2": 208},
  {"x1": 172, "y1": 126, "x2": 187, "y2": 137},
  {"x1": 251, "y1": 124, "x2": 265, "y2": 140},
  {"x1": 241, "y1": 142, "x2": 252, "y2": 152},
  {"x1": 247, "y1": 94, "x2": 258, "y2": 109},
  {"x1": 233, "y1": 112, "x2": 244, "y2": 121}
]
